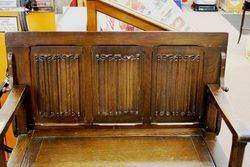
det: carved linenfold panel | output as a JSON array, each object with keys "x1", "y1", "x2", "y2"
[
  {"x1": 31, "y1": 46, "x2": 83, "y2": 123},
  {"x1": 93, "y1": 46, "x2": 143, "y2": 123},
  {"x1": 151, "y1": 46, "x2": 204, "y2": 122}
]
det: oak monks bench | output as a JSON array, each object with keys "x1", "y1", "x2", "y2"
[{"x1": 0, "y1": 32, "x2": 249, "y2": 167}]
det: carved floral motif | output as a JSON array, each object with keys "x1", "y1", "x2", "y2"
[
  {"x1": 39, "y1": 111, "x2": 81, "y2": 119},
  {"x1": 35, "y1": 54, "x2": 79, "y2": 62},
  {"x1": 154, "y1": 111, "x2": 196, "y2": 117},
  {"x1": 96, "y1": 53, "x2": 140, "y2": 61},
  {"x1": 97, "y1": 110, "x2": 139, "y2": 116},
  {"x1": 157, "y1": 54, "x2": 200, "y2": 61}
]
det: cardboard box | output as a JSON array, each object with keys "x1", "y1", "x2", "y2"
[{"x1": 219, "y1": 0, "x2": 244, "y2": 13}]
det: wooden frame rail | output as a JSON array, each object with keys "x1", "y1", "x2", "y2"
[
  {"x1": 207, "y1": 84, "x2": 250, "y2": 167},
  {"x1": 87, "y1": 0, "x2": 175, "y2": 31},
  {"x1": 0, "y1": 86, "x2": 26, "y2": 167}
]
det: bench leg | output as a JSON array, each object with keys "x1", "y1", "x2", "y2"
[
  {"x1": 0, "y1": 141, "x2": 7, "y2": 167},
  {"x1": 205, "y1": 94, "x2": 222, "y2": 134},
  {"x1": 229, "y1": 139, "x2": 247, "y2": 167},
  {"x1": 13, "y1": 102, "x2": 28, "y2": 136}
]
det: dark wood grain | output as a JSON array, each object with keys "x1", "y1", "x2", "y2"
[
  {"x1": 92, "y1": 46, "x2": 143, "y2": 123},
  {"x1": 207, "y1": 84, "x2": 250, "y2": 142},
  {"x1": 151, "y1": 46, "x2": 204, "y2": 123},
  {"x1": 9, "y1": 133, "x2": 215, "y2": 167},
  {"x1": 7, "y1": 133, "x2": 33, "y2": 167},
  {"x1": 5, "y1": 32, "x2": 228, "y2": 127},
  {"x1": 31, "y1": 128, "x2": 202, "y2": 138},
  {"x1": 0, "y1": 86, "x2": 26, "y2": 140},
  {"x1": 229, "y1": 138, "x2": 247, "y2": 167},
  {"x1": 207, "y1": 84, "x2": 250, "y2": 167},
  {"x1": 87, "y1": 0, "x2": 98, "y2": 31},
  {"x1": 192, "y1": 136, "x2": 215, "y2": 166},
  {"x1": 5, "y1": 32, "x2": 228, "y2": 48},
  {"x1": 203, "y1": 132, "x2": 228, "y2": 167},
  {"x1": 21, "y1": 137, "x2": 43, "y2": 167},
  {"x1": 0, "y1": 86, "x2": 26, "y2": 166},
  {"x1": 7, "y1": 32, "x2": 248, "y2": 167},
  {"x1": 205, "y1": 92, "x2": 221, "y2": 133},
  {"x1": 30, "y1": 46, "x2": 83, "y2": 124}
]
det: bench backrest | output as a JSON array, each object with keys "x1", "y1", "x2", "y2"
[{"x1": 6, "y1": 32, "x2": 228, "y2": 128}]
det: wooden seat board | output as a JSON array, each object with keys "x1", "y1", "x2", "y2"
[
  {"x1": 32, "y1": 128, "x2": 202, "y2": 138},
  {"x1": 9, "y1": 133, "x2": 215, "y2": 167}
]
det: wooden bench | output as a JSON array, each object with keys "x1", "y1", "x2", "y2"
[{"x1": 0, "y1": 32, "x2": 249, "y2": 167}]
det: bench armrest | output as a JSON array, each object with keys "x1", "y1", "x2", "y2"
[
  {"x1": 208, "y1": 84, "x2": 250, "y2": 142},
  {"x1": 208, "y1": 84, "x2": 249, "y2": 167},
  {"x1": 0, "y1": 85, "x2": 26, "y2": 141}
]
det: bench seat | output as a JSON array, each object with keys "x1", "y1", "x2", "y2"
[{"x1": 8, "y1": 129, "x2": 215, "y2": 167}]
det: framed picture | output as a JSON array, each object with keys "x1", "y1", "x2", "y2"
[
  {"x1": 35, "y1": 0, "x2": 54, "y2": 11},
  {"x1": 0, "y1": 0, "x2": 17, "y2": 8},
  {"x1": 0, "y1": 16, "x2": 19, "y2": 32}
]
